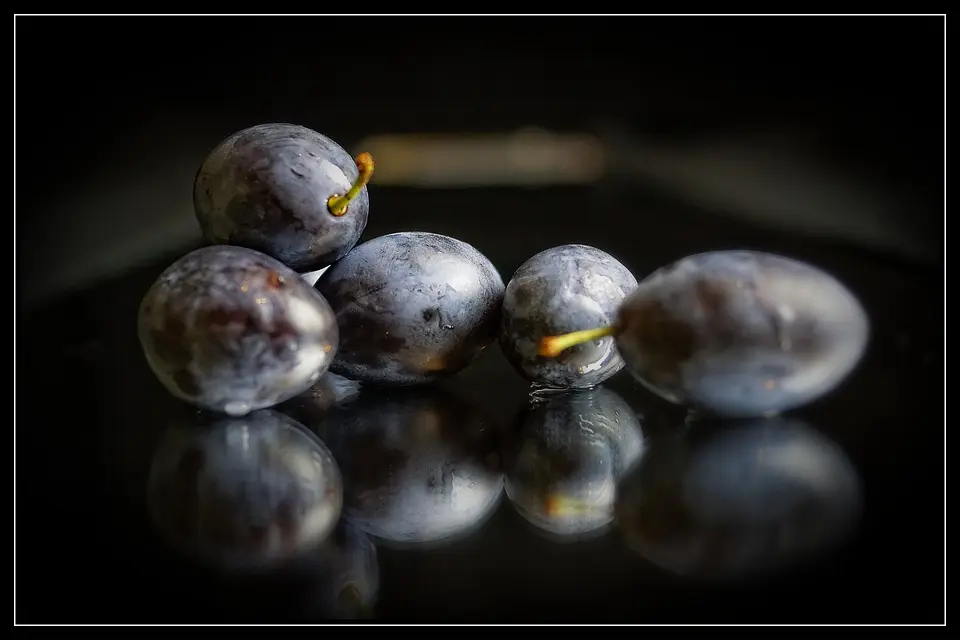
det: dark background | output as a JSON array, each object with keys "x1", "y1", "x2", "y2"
[{"x1": 15, "y1": 16, "x2": 944, "y2": 624}]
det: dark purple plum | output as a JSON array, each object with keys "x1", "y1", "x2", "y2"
[
  {"x1": 504, "y1": 387, "x2": 644, "y2": 540},
  {"x1": 310, "y1": 388, "x2": 503, "y2": 547},
  {"x1": 146, "y1": 410, "x2": 343, "y2": 571},
  {"x1": 500, "y1": 244, "x2": 638, "y2": 389},
  {"x1": 315, "y1": 232, "x2": 505, "y2": 386},
  {"x1": 540, "y1": 250, "x2": 870, "y2": 418},
  {"x1": 138, "y1": 245, "x2": 339, "y2": 416},
  {"x1": 614, "y1": 417, "x2": 862, "y2": 581},
  {"x1": 194, "y1": 123, "x2": 374, "y2": 272}
]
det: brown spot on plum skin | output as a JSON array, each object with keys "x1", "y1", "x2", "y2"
[
  {"x1": 266, "y1": 271, "x2": 285, "y2": 290},
  {"x1": 150, "y1": 328, "x2": 191, "y2": 366}
]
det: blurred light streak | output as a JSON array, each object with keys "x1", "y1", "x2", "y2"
[{"x1": 354, "y1": 128, "x2": 606, "y2": 187}]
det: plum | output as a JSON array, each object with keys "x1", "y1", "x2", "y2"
[
  {"x1": 614, "y1": 417, "x2": 862, "y2": 581},
  {"x1": 315, "y1": 232, "x2": 505, "y2": 386},
  {"x1": 540, "y1": 250, "x2": 870, "y2": 417},
  {"x1": 145, "y1": 410, "x2": 343, "y2": 571},
  {"x1": 504, "y1": 387, "x2": 644, "y2": 540},
  {"x1": 310, "y1": 388, "x2": 504, "y2": 547},
  {"x1": 138, "y1": 245, "x2": 339, "y2": 416},
  {"x1": 500, "y1": 244, "x2": 638, "y2": 389},
  {"x1": 194, "y1": 123, "x2": 373, "y2": 272}
]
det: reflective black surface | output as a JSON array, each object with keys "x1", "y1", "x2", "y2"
[{"x1": 15, "y1": 17, "x2": 943, "y2": 625}]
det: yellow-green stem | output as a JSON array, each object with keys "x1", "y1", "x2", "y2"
[
  {"x1": 327, "y1": 152, "x2": 375, "y2": 216},
  {"x1": 538, "y1": 326, "x2": 617, "y2": 358}
]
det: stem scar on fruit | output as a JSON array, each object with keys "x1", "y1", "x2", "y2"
[
  {"x1": 327, "y1": 152, "x2": 375, "y2": 217},
  {"x1": 538, "y1": 326, "x2": 618, "y2": 358}
]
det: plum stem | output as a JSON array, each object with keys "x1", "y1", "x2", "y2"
[
  {"x1": 538, "y1": 326, "x2": 617, "y2": 358},
  {"x1": 327, "y1": 152, "x2": 375, "y2": 216}
]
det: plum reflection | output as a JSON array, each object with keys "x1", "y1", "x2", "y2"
[
  {"x1": 505, "y1": 386, "x2": 644, "y2": 541},
  {"x1": 313, "y1": 388, "x2": 504, "y2": 548},
  {"x1": 615, "y1": 417, "x2": 862, "y2": 581},
  {"x1": 146, "y1": 410, "x2": 343, "y2": 571}
]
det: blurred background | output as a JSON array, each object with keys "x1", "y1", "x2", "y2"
[
  {"x1": 15, "y1": 16, "x2": 942, "y2": 309},
  {"x1": 15, "y1": 16, "x2": 944, "y2": 624}
]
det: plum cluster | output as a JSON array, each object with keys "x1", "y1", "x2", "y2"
[
  {"x1": 139, "y1": 121, "x2": 869, "y2": 421},
  {"x1": 136, "y1": 123, "x2": 871, "y2": 599}
]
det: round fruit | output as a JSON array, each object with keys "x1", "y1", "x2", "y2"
[
  {"x1": 194, "y1": 123, "x2": 373, "y2": 272},
  {"x1": 138, "y1": 245, "x2": 338, "y2": 416}
]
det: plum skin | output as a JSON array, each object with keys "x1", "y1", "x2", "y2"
[
  {"x1": 138, "y1": 245, "x2": 339, "y2": 416},
  {"x1": 146, "y1": 410, "x2": 343, "y2": 570},
  {"x1": 315, "y1": 232, "x2": 506, "y2": 386},
  {"x1": 504, "y1": 387, "x2": 644, "y2": 538},
  {"x1": 614, "y1": 250, "x2": 870, "y2": 418},
  {"x1": 500, "y1": 244, "x2": 638, "y2": 389},
  {"x1": 193, "y1": 123, "x2": 369, "y2": 272}
]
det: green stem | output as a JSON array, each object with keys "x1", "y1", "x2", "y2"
[
  {"x1": 327, "y1": 152, "x2": 375, "y2": 216},
  {"x1": 538, "y1": 326, "x2": 617, "y2": 358}
]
